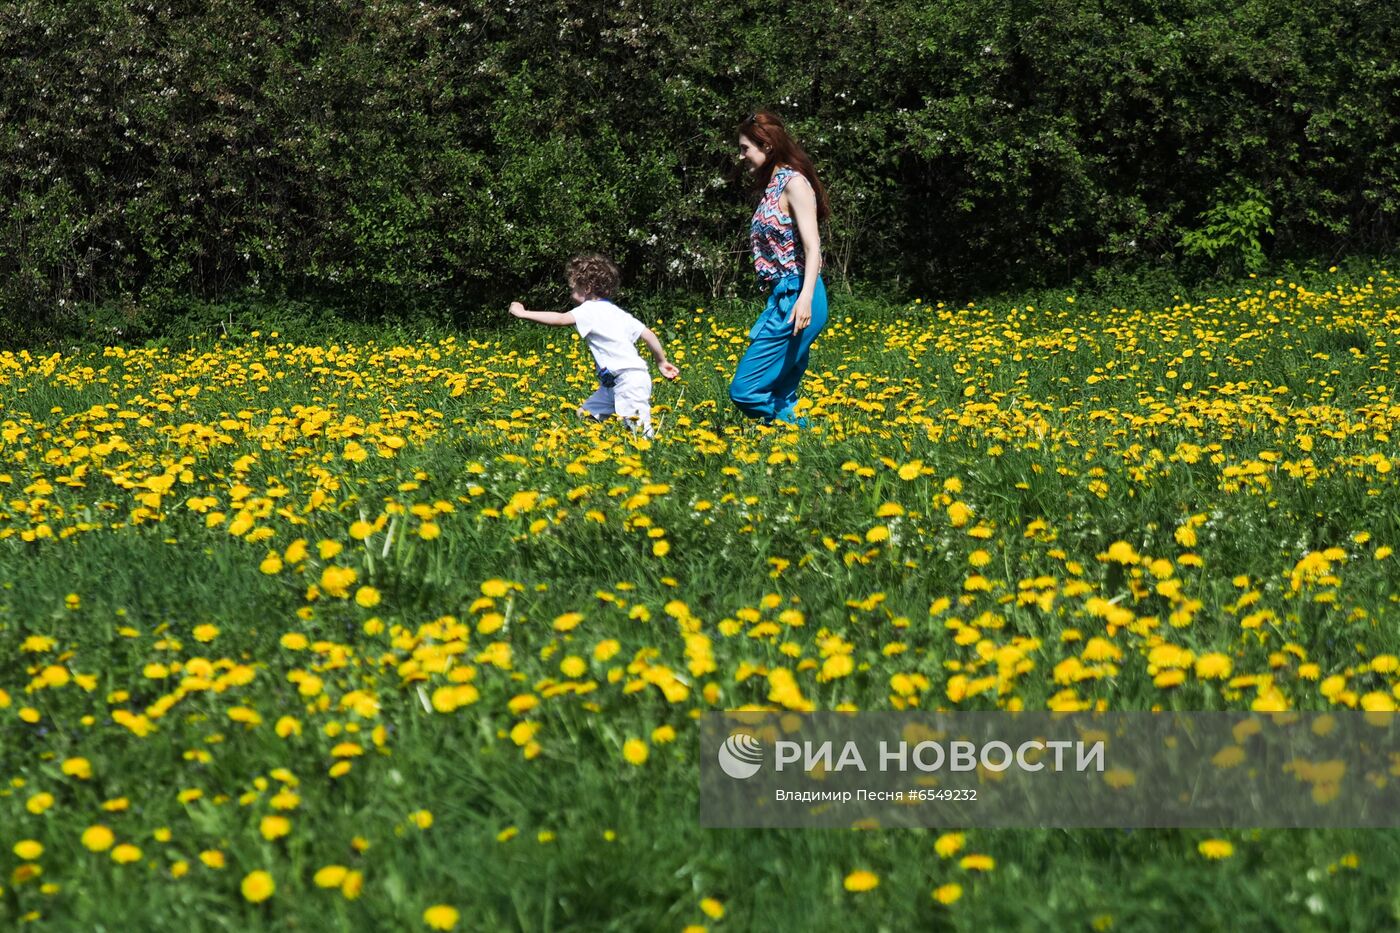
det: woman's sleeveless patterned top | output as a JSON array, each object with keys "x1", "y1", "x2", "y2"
[{"x1": 750, "y1": 166, "x2": 806, "y2": 283}]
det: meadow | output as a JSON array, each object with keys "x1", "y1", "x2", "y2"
[{"x1": 2, "y1": 267, "x2": 1399, "y2": 930}]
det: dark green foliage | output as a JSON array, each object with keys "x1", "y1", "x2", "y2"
[{"x1": 2, "y1": 0, "x2": 1398, "y2": 341}]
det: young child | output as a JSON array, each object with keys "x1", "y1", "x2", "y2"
[{"x1": 509, "y1": 253, "x2": 679, "y2": 437}]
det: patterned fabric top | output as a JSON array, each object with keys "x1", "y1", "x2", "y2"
[{"x1": 750, "y1": 166, "x2": 806, "y2": 283}]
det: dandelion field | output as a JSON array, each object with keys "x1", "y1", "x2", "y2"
[{"x1": 3, "y1": 270, "x2": 1400, "y2": 930}]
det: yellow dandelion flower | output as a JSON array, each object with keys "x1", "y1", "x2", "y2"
[
  {"x1": 319, "y1": 565, "x2": 357, "y2": 598},
  {"x1": 280, "y1": 632, "x2": 309, "y2": 650},
  {"x1": 259, "y1": 815, "x2": 291, "y2": 841},
  {"x1": 110, "y1": 844, "x2": 142, "y2": 864},
  {"x1": 12, "y1": 863, "x2": 42, "y2": 884},
  {"x1": 315, "y1": 865, "x2": 348, "y2": 888},
  {"x1": 933, "y1": 883, "x2": 963, "y2": 905},
  {"x1": 423, "y1": 905, "x2": 460, "y2": 930},
  {"x1": 843, "y1": 870, "x2": 879, "y2": 892},
  {"x1": 241, "y1": 870, "x2": 275, "y2": 903},
  {"x1": 1198, "y1": 839, "x2": 1234, "y2": 859},
  {"x1": 82, "y1": 826, "x2": 115, "y2": 852},
  {"x1": 13, "y1": 841, "x2": 42, "y2": 860},
  {"x1": 553, "y1": 612, "x2": 584, "y2": 632},
  {"x1": 1154, "y1": 669, "x2": 1186, "y2": 689},
  {"x1": 1195, "y1": 653, "x2": 1233, "y2": 680},
  {"x1": 1104, "y1": 541, "x2": 1139, "y2": 563},
  {"x1": 934, "y1": 832, "x2": 965, "y2": 858},
  {"x1": 62, "y1": 757, "x2": 92, "y2": 779},
  {"x1": 1211, "y1": 746, "x2": 1246, "y2": 769},
  {"x1": 1360, "y1": 692, "x2": 1395, "y2": 712},
  {"x1": 1104, "y1": 769, "x2": 1136, "y2": 788},
  {"x1": 623, "y1": 738, "x2": 649, "y2": 765},
  {"x1": 227, "y1": 706, "x2": 262, "y2": 726}
]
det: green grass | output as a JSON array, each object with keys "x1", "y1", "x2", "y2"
[{"x1": 2, "y1": 262, "x2": 1400, "y2": 929}]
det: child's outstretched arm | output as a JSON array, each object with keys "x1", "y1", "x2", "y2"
[
  {"x1": 639, "y1": 328, "x2": 680, "y2": 380},
  {"x1": 509, "y1": 302, "x2": 575, "y2": 326}
]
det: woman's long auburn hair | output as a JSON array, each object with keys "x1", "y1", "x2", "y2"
[{"x1": 738, "y1": 110, "x2": 830, "y2": 223}]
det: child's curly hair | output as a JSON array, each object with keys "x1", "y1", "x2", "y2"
[{"x1": 566, "y1": 253, "x2": 621, "y2": 300}]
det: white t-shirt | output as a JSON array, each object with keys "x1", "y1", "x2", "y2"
[{"x1": 572, "y1": 299, "x2": 647, "y2": 374}]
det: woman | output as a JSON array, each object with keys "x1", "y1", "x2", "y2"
[{"x1": 728, "y1": 110, "x2": 831, "y2": 427}]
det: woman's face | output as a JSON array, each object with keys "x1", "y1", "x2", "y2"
[{"x1": 738, "y1": 133, "x2": 767, "y2": 170}]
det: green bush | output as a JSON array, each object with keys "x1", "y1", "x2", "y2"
[
  {"x1": 1179, "y1": 182, "x2": 1275, "y2": 276},
  {"x1": 2, "y1": 0, "x2": 1398, "y2": 342}
]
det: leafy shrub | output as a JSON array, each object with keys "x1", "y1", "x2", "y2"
[
  {"x1": 1, "y1": 0, "x2": 1397, "y2": 341},
  {"x1": 1179, "y1": 183, "x2": 1275, "y2": 276}
]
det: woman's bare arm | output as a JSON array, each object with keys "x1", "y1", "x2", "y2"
[{"x1": 784, "y1": 174, "x2": 822, "y2": 333}]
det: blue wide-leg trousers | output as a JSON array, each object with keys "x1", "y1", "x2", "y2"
[{"x1": 729, "y1": 275, "x2": 828, "y2": 423}]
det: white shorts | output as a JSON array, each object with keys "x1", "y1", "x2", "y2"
[{"x1": 579, "y1": 369, "x2": 653, "y2": 437}]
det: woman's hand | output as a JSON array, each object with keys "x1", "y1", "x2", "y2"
[
  {"x1": 508, "y1": 301, "x2": 527, "y2": 317},
  {"x1": 789, "y1": 295, "x2": 813, "y2": 334}
]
